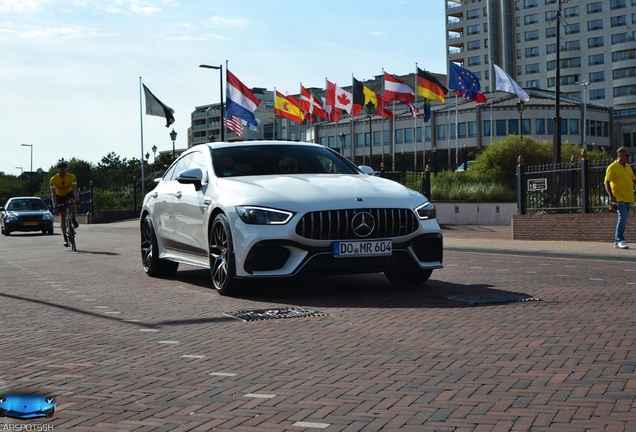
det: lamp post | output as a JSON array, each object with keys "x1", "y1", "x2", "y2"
[
  {"x1": 199, "y1": 64, "x2": 224, "y2": 142},
  {"x1": 578, "y1": 80, "x2": 589, "y2": 149},
  {"x1": 339, "y1": 132, "x2": 345, "y2": 155},
  {"x1": 15, "y1": 166, "x2": 23, "y2": 190},
  {"x1": 170, "y1": 129, "x2": 177, "y2": 161},
  {"x1": 516, "y1": 99, "x2": 525, "y2": 139},
  {"x1": 20, "y1": 144, "x2": 33, "y2": 195},
  {"x1": 366, "y1": 101, "x2": 375, "y2": 168},
  {"x1": 151, "y1": 144, "x2": 157, "y2": 162}
]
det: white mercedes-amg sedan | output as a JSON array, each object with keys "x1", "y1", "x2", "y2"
[{"x1": 140, "y1": 141, "x2": 443, "y2": 295}]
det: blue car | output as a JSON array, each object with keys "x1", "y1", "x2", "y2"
[
  {"x1": 0, "y1": 197, "x2": 55, "y2": 236},
  {"x1": 0, "y1": 393, "x2": 56, "y2": 419}
]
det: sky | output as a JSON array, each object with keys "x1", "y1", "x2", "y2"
[{"x1": 1, "y1": 0, "x2": 447, "y2": 176}]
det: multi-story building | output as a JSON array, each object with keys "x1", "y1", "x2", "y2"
[{"x1": 446, "y1": 0, "x2": 636, "y2": 148}]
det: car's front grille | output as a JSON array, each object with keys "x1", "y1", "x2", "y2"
[{"x1": 296, "y1": 208, "x2": 419, "y2": 240}]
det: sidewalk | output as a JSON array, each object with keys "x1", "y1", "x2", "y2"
[{"x1": 443, "y1": 224, "x2": 636, "y2": 261}]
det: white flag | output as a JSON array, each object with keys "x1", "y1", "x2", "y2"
[{"x1": 493, "y1": 64, "x2": 530, "y2": 102}]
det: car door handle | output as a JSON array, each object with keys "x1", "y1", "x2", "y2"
[
  {"x1": 151, "y1": 192, "x2": 158, "y2": 198},
  {"x1": 204, "y1": 199, "x2": 212, "y2": 206},
  {"x1": 175, "y1": 191, "x2": 182, "y2": 199}
]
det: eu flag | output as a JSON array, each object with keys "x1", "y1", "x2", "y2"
[{"x1": 448, "y1": 62, "x2": 481, "y2": 101}]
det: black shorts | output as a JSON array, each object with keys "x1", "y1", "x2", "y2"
[{"x1": 56, "y1": 192, "x2": 76, "y2": 210}]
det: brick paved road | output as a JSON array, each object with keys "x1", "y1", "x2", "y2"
[{"x1": 1, "y1": 223, "x2": 635, "y2": 431}]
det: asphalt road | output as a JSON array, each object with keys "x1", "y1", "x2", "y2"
[{"x1": 1, "y1": 222, "x2": 635, "y2": 431}]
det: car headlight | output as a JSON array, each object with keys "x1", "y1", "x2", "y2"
[
  {"x1": 236, "y1": 206, "x2": 294, "y2": 225},
  {"x1": 415, "y1": 201, "x2": 436, "y2": 220},
  {"x1": 42, "y1": 213, "x2": 54, "y2": 221},
  {"x1": 5, "y1": 214, "x2": 18, "y2": 222}
]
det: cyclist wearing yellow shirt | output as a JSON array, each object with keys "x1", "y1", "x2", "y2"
[{"x1": 50, "y1": 161, "x2": 79, "y2": 247}]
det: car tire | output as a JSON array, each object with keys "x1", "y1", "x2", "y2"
[
  {"x1": 209, "y1": 213, "x2": 238, "y2": 295},
  {"x1": 384, "y1": 268, "x2": 433, "y2": 286},
  {"x1": 48, "y1": 229, "x2": 54, "y2": 235},
  {"x1": 141, "y1": 214, "x2": 178, "y2": 277},
  {"x1": 3, "y1": 229, "x2": 9, "y2": 236}
]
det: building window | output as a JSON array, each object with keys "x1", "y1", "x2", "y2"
[
  {"x1": 589, "y1": 54, "x2": 605, "y2": 65},
  {"x1": 468, "y1": 121, "x2": 477, "y2": 138},
  {"x1": 613, "y1": 68, "x2": 634, "y2": 79},
  {"x1": 545, "y1": 10, "x2": 556, "y2": 20},
  {"x1": 525, "y1": 46, "x2": 540, "y2": 57},
  {"x1": 467, "y1": 24, "x2": 480, "y2": 35},
  {"x1": 611, "y1": 16, "x2": 627, "y2": 27},
  {"x1": 570, "y1": 119, "x2": 579, "y2": 136},
  {"x1": 405, "y1": 128, "x2": 413, "y2": 143},
  {"x1": 564, "y1": 6, "x2": 579, "y2": 17},
  {"x1": 536, "y1": 118, "x2": 545, "y2": 135},
  {"x1": 613, "y1": 49, "x2": 636, "y2": 61},
  {"x1": 588, "y1": 36, "x2": 604, "y2": 48},
  {"x1": 587, "y1": 2, "x2": 602, "y2": 13},
  {"x1": 611, "y1": 0, "x2": 627, "y2": 9},
  {"x1": 483, "y1": 120, "x2": 491, "y2": 137},
  {"x1": 547, "y1": 43, "x2": 557, "y2": 54},
  {"x1": 590, "y1": 88, "x2": 606, "y2": 100},
  {"x1": 467, "y1": 8, "x2": 480, "y2": 19},
  {"x1": 467, "y1": 40, "x2": 481, "y2": 51},
  {"x1": 525, "y1": 30, "x2": 539, "y2": 41},
  {"x1": 546, "y1": 27, "x2": 557, "y2": 38},
  {"x1": 458, "y1": 123, "x2": 467, "y2": 139},
  {"x1": 496, "y1": 120, "x2": 507, "y2": 136},
  {"x1": 524, "y1": 14, "x2": 539, "y2": 25},
  {"x1": 425, "y1": 125, "x2": 432, "y2": 142},
  {"x1": 468, "y1": 56, "x2": 481, "y2": 66},
  {"x1": 525, "y1": 63, "x2": 541, "y2": 74},
  {"x1": 590, "y1": 71, "x2": 605, "y2": 82},
  {"x1": 437, "y1": 124, "x2": 446, "y2": 140},
  {"x1": 524, "y1": 0, "x2": 538, "y2": 8},
  {"x1": 395, "y1": 129, "x2": 404, "y2": 144},
  {"x1": 565, "y1": 23, "x2": 580, "y2": 34},
  {"x1": 587, "y1": 19, "x2": 603, "y2": 31},
  {"x1": 565, "y1": 40, "x2": 580, "y2": 51},
  {"x1": 526, "y1": 79, "x2": 540, "y2": 88}
]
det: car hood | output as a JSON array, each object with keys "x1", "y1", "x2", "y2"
[
  {"x1": 214, "y1": 174, "x2": 426, "y2": 210},
  {"x1": 4, "y1": 210, "x2": 50, "y2": 217}
]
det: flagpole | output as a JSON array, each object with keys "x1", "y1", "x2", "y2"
[
  {"x1": 455, "y1": 94, "x2": 459, "y2": 167},
  {"x1": 447, "y1": 103, "x2": 451, "y2": 170},
  {"x1": 139, "y1": 77, "x2": 145, "y2": 200},
  {"x1": 414, "y1": 63, "x2": 418, "y2": 172}
]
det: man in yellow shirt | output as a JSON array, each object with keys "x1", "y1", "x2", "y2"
[
  {"x1": 50, "y1": 161, "x2": 79, "y2": 247},
  {"x1": 604, "y1": 146, "x2": 636, "y2": 249}
]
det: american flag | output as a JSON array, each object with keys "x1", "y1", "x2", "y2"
[{"x1": 224, "y1": 114, "x2": 244, "y2": 137}]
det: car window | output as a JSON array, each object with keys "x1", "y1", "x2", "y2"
[
  {"x1": 163, "y1": 153, "x2": 194, "y2": 181},
  {"x1": 211, "y1": 145, "x2": 358, "y2": 177},
  {"x1": 188, "y1": 151, "x2": 209, "y2": 184}
]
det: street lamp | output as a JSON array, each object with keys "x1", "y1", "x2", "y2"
[
  {"x1": 578, "y1": 80, "x2": 589, "y2": 149},
  {"x1": 199, "y1": 64, "x2": 224, "y2": 142},
  {"x1": 21, "y1": 144, "x2": 33, "y2": 195},
  {"x1": 366, "y1": 101, "x2": 375, "y2": 168},
  {"x1": 516, "y1": 99, "x2": 525, "y2": 139},
  {"x1": 151, "y1": 144, "x2": 157, "y2": 162},
  {"x1": 170, "y1": 129, "x2": 177, "y2": 161}
]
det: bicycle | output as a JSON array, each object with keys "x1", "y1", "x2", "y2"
[{"x1": 53, "y1": 202, "x2": 82, "y2": 251}]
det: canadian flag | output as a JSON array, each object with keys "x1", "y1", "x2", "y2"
[{"x1": 326, "y1": 80, "x2": 353, "y2": 122}]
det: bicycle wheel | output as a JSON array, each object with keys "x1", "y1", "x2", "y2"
[{"x1": 67, "y1": 218, "x2": 76, "y2": 251}]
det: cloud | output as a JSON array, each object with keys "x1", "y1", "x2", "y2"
[
  {"x1": 0, "y1": 0, "x2": 54, "y2": 13},
  {"x1": 206, "y1": 16, "x2": 249, "y2": 28}
]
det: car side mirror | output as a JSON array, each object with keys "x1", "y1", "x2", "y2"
[
  {"x1": 358, "y1": 165, "x2": 375, "y2": 176},
  {"x1": 176, "y1": 168, "x2": 203, "y2": 191}
]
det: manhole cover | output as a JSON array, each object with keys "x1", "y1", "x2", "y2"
[
  {"x1": 444, "y1": 294, "x2": 540, "y2": 305},
  {"x1": 225, "y1": 307, "x2": 327, "y2": 322}
]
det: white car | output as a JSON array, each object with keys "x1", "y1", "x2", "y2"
[{"x1": 140, "y1": 141, "x2": 443, "y2": 294}]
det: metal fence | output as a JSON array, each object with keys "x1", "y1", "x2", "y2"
[{"x1": 517, "y1": 158, "x2": 613, "y2": 214}]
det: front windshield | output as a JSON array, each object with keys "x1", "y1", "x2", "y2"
[
  {"x1": 9, "y1": 199, "x2": 47, "y2": 211},
  {"x1": 212, "y1": 145, "x2": 359, "y2": 178}
]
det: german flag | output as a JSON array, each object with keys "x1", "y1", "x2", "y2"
[{"x1": 416, "y1": 67, "x2": 448, "y2": 103}]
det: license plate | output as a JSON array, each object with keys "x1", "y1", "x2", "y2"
[
  {"x1": 23, "y1": 222, "x2": 39, "y2": 226},
  {"x1": 333, "y1": 240, "x2": 392, "y2": 257}
]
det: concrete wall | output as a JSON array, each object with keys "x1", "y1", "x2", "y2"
[{"x1": 435, "y1": 202, "x2": 517, "y2": 226}]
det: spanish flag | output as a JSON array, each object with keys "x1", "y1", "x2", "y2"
[{"x1": 274, "y1": 91, "x2": 305, "y2": 123}]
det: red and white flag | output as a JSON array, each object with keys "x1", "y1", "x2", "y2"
[
  {"x1": 384, "y1": 72, "x2": 415, "y2": 103},
  {"x1": 326, "y1": 80, "x2": 353, "y2": 122}
]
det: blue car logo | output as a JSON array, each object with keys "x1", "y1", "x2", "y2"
[{"x1": 0, "y1": 393, "x2": 56, "y2": 419}]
